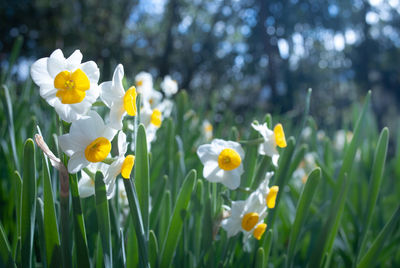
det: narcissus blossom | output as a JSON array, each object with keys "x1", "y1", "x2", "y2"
[
  {"x1": 161, "y1": 75, "x2": 178, "y2": 97},
  {"x1": 202, "y1": 120, "x2": 213, "y2": 141},
  {"x1": 197, "y1": 139, "x2": 245, "y2": 190},
  {"x1": 100, "y1": 64, "x2": 137, "y2": 130},
  {"x1": 30, "y1": 49, "x2": 100, "y2": 122},
  {"x1": 251, "y1": 122, "x2": 287, "y2": 166},
  {"x1": 78, "y1": 162, "x2": 110, "y2": 198},
  {"x1": 221, "y1": 188, "x2": 267, "y2": 242},
  {"x1": 58, "y1": 111, "x2": 117, "y2": 173},
  {"x1": 104, "y1": 131, "x2": 135, "y2": 198}
]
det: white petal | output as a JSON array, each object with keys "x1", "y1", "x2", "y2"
[
  {"x1": 202, "y1": 160, "x2": 220, "y2": 180},
  {"x1": 40, "y1": 86, "x2": 57, "y2": 100},
  {"x1": 85, "y1": 84, "x2": 100, "y2": 103},
  {"x1": 69, "y1": 100, "x2": 91, "y2": 116},
  {"x1": 112, "y1": 64, "x2": 126, "y2": 96},
  {"x1": 76, "y1": 111, "x2": 106, "y2": 141},
  {"x1": 220, "y1": 167, "x2": 242, "y2": 190},
  {"x1": 78, "y1": 175, "x2": 95, "y2": 198},
  {"x1": 54, "y1": 101, "x2": 76, "y2": 122},
  {"x1": 66, "y1": 50, "x2": 83, "y2": 70},
  {"x1": 108, "y1": 101, "x2": 125, "y2": 130},
  {"x1": 118, "y1": 131, "x2": 128, "y2": 156},
  {"x1": 58, "y1": 133, "x2": 83, "y2": 156},
  {"x1": 80, "y1": 61, "x2": 100, "y2": 84},
  {"x1": 100, "y1": 81, "x2": 116, "y2": 107},
  {"x1": 47, "y1": 49, "x2": 66, "y2": 77},
  {"x1": 272, "y1": 154, "x2": 279, "y2": 167},
  {"x1": 196, "y1": 144, "x2": 218, "y2": 163},
  {"x1": 68, "y1": 153, "x2": 89, "y2": 173},
  {"x1": 30, "y1": 57, "x2": 53, "y2": 87}
]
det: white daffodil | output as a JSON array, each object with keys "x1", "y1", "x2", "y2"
[
  {"x1": 202, "y1": 120, "x2": 213, "y2": 141},
  {"x1": 58, "y1": 111, "x2": 117, "y2": 174},
  {"x1": 104, "y1": 131, "x2": 135, "y2": 198},
  {"x1": 135, "y1": 71, "x2": 162, "y2": 107},
  {"x1": 254, "y1": 172, "x2": 279, "y2": 209},
  {"x1": 251, "y1": 122, "x2": 287, "y2": 166},
  {"x1": 100, "y1": 64, "x2": 137, "y2": 130},
  {"x1": 197, "y1": 139, "x2": 244, "y2": 190},
  {"x1": 30, "y1": 49, "x2": 100, "y2": 122},
  {"x1": 140, "y1": 104, "x2": 163, "y2": 148},
  {"x1": 221, "y1": 189, "x2": 268, "y2": 242},
  {"x1": 78, "y1": 162, "x2": 110, "y2": 198},
  {"x1": 161, "y1": 75, "x2": 178, "y2": 97}
]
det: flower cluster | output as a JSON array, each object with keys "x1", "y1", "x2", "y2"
[
  {"x1": 31, "y1": 49, "x2": 178, "y2": 199},
  {"x1": 196, "y1": 120, "x2": 287, "y2": 245}
]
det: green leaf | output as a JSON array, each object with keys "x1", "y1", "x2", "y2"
[
  {"x1": 262, "y1": 229, "x2": 273, "y2": 265},
  {"x1": 13, "y1": 171, "x2": 22, "y2": 254},
  {"x1": 95, "y1": 234, "x2": 103, "y2": 268},
  {"x1": 309, "y1": 91, "x2": 371, "y2": 267},
  {"x1": 69, "y1": 173, "x2": 90, "y2": 267},
  {"x1": 1, "y1": 36, "x2": 23, "y2": 84},
  {"x1": 357, "y1": 127, "x2": 389, "y2": 259},
  {"x1": 267, "y1": 137, "x2": 296, "y2": 227},
  {"x1": 255, "y1": 247, "x2": 265, "y2": 268},
  {"x1": 286, "y1": 168, "x2": 321, "y2": 268},
  {"x1": 94, "y1": 171, "x2": 112, "y2": 267},
  {"x1": 36, "y1": 198, "x2": 47, "y2": 268},
  {"x1": 242, "y1": 126, "x2": 260, "y2": 189},
  {"x1": 160, "y1": 170, "x2": 197, "y2": 268},
  {"x1": 42, "y1": 156, "x2": 62, "y2": 267},
  {"x1": 357, "y1": 205, "x2": 400, "y2": 268},
  {"x1": 20, "y1": 139, "x2": 36, "y2": 268},
  {"x1": 123, "y1": 179, "x2": 149, "y2": 268},
  {"x1": 134, "y1": 124, "x2": 150, "y2": 239},
  {"x1": 2, "y1": 85, "x2": 19, "y2": 171},
  {"x1": 149, "y1": 230, "x2": 159, "y2": 268},
  {"x1": 0, "y1": 221, "x2": 16, "y2": 267}
]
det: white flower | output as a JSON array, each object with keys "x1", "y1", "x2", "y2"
[
  {"x1": 100, "y1": 64, "x2": 137, "y2": 130},
  {"x1": 202, "y1": 120, "x2": 213, "y2": 141},
  {"x1": 104, "y1": 131, "x2": 135, "y2": 198},
  {"x1": 58, "y1": 111, "x2": 117, "y2": 173},
  {"x1": 135, "y1": 71, "x2": 164, "y2": 108},
  {"x1": 251, "y1": 122, "x2": 287, "y2": 166},
  {"x1": 197, "y1": 139, "x2": 244, "y2": 190},
  {"x1": 30, "y1": 49, "x2": 100, "y2": 122},
  {"x1": 140, "y1": 104, "x2": 164, "y2": 148},
  {"x1": 221, "y1": 189, "x2": 267, "y2": 242},
  {"x1": 78, "y1": 162, "x2": 110, "y2": 198},
  {"x1": 254, "y1": 172, "x2": 279, "y2": 209},
  {"x1": 161, "y1": 75, "x2": 178, "y2": 97}
]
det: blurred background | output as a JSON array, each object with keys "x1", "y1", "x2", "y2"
[{"x1": 1, "y1": 0, "x2": 400, "y2": 131}]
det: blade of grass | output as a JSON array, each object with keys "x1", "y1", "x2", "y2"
[
  {"x1": 149, "y1": 230, "x2": 159, "y2": 268},
  {"x1": 357, "y1": 205, "x2": 400, "y2": 268},
  {"x1": 357, "y1": 127, "x2": 389, "y2": 260},
  {"x1": 94, "y1": 171, "x2": 112, "y2": 267},
  {"x1": 134, "y1": 124, "x2": 150, "y2": 239},
  {"x1": 20, "y1": 139, "x2": 36, "y2": 268},
  {"x1": 309, "y1": 91, "x2": 371, "y2": 267},
  {"x1": 36, "y1": 198, "x2": 47, "y2": 268},
  {"x1": 123, "y1": 179, "x2": 149, "y2": 268},
  {"x1": 69, "y1": 173, "x2": 90, "y2": 266},
  {"x1": 255, "y1": 247, "x2": 265, "y2": 268},
  {"x1": 0, "y1": 221, "x2": 16, "y2": 267},
  {"x1": 262, "y1": 229, "x2": 273, "y2": 264},
  {"x1": 1, "y1": 36, "x2": 23, "y2": 84},
  {"x1": 267, "y1": 137, "x2": 296, "y2": 228},
  {"x1": 286, "y1": 168, "x2": 321, "y2": 268},
  {"x1": 42, "y1": 156, "x2": 62, "y2": 267},
  {"x1": 13, "y1": 171, "x2": 22, "y2": 258},
  {"x1": 160, "y1": 170, "x2": 197, "y2": 268}
]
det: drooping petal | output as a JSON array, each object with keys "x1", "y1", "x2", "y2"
[
  {"x1": 68, "y1": 153, "x2": 89, "y2": 174},
  {"x1": 117, "y1": 131, "x2": 128, "y2": 156}
]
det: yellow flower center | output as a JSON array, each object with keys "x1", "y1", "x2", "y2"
[
  {"x1": 84, "y1": 137, "x2": 111, "y2": 163},
  {"x1": 241, "y1": 212, "x2": 259, "y2": 231},
  {"x1": 218, "y1": 148, "x2": 241, "y2": 171},
  {"x1": 54, "y1": 69, "x2": 90, "y2": 104},
  {"x1": 136, "y1": 80, "x2": 143, "y2": 87},
  {"x1": 253, "y1": 223, "x2": 267, "y2": 240},
  {"x1": 266, "y1": 186, "x2": 279, "y2": 208},
  {"x1": 274, "y1": 123, "x2": 287, "y2": 148},
  {"x1": 121, "y1": 155, "x2": 135, "y2": 179},
  {"x1": 123, "y1": 86, "x2": 137, "y2": 116},
  {"x1": 205, "y1": 124, "x2": 213, "y2": 132},
  {"x1": 150, "y1": 109, "x2": 162, "y2": 127}
]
